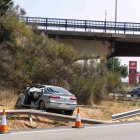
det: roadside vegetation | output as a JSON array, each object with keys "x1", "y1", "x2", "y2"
[{"x1": 0, "y1": 1, "x2": 128, "y2": 106}]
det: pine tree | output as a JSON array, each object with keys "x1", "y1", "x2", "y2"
[
  {"x1": 107, "y1": 57, "x2": 128, "y2": 78},
  {"x1": 0, "y1": 0, "x2": 13, "y2": 16}
]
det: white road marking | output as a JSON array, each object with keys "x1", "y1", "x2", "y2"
[{"x1": 10, "y1": 122, "x2": 140, "y2": 135}]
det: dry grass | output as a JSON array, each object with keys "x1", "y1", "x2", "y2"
[
  {"x1": 7, "y1": 115, "x2": 68, "y2": 130},
  {"x1": 0, "y1": 89, "x2": 18, "y2": 109},
  {"x1": 73, "y1": 100, "x2": 140, "y2": 121}
]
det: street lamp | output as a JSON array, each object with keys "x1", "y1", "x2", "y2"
[
  {"x1": 113, "y1": 0, "x2": 118, "y2": 70},
  {"x1": 115, "y1": 0, "x2": 117, "y2": 33}
]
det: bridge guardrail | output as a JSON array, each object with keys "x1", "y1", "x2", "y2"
[{"x1": 21, "y1": 16, "x2": 140, "y2": 34}]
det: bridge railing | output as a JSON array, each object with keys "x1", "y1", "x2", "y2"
[{"x1": 21, "y1": 16, "x2": 140, "y2": 34}]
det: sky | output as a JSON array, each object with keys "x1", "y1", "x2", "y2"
[
  {"x1": 13, "y1": 0, "x2": 140, "y2": 22},
  {"x1": 13, "y1": 0, "x2": 140, "y2": 81}
]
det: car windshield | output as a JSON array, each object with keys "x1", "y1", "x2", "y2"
[
  {"x1": 133, "y1": 87, "x2": 140, "y2": 91},
  {"x1": 44, "y1": 86, "x2": 72, "y2": 95}
]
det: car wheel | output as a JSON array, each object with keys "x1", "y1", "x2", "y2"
[
  {"x1": 39, "y1": 101, "x2": 46, "y2": 110},
  {"x1": 131, "y1": 94, "x2": 134, "y2": 97},
  {"x1": 137, "y1": 95, "x2": 140, "y2": 99},
  {"x1": 64, "y1": 110, "x2": 74, "y2": 116},
  {"x1": 15, "y1": 98, "x2": 23, "y2": 108}
]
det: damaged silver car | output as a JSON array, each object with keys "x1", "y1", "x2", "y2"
[{"x1": 16, "y1": 84, "x2": 77, "y2": 115}]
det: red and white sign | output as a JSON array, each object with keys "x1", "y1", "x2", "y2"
[
  {"x1": 129, "y1": 61, "x2": 137, "y2": 84},
  {"x1": 129, "y1": 61, "x2": 137, "y2": 70}
]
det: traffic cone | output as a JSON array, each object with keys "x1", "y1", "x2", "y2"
[
  {"x1": 0, "y1": 109, "x2": 9, "y2": 134},
  {"x1": 72, "y1": 107, "x2": 84, "y2": 128}
]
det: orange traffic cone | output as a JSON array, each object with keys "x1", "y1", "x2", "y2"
[
  {"x1": 0, "y1": 109, "x2": 9, "y2": 134},
  {"x1": 72, "y1": 107, "x2": 84, "y2": 128}
]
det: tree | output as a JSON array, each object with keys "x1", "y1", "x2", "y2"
[
  {"x1": 107, "y1": 57, "x2": 128, "y2": 78},
  {"x1": 0, "y1": 0, "x2": 13, "y2": 16}
]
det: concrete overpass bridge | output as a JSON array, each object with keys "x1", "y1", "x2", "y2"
[{"x1": 22, "y1": 16, "x2": 140, "y2": 58}]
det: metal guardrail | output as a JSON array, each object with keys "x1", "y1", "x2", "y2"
[
  {"x1": 21, "y1": 16, "x2": 140, "y2": 34},
  {"x1": 0, "y1": 109, "x2": 112, "y2": 124},
  {"x1": 112, "y1": 109, "x2": 140, "y2": 121}
]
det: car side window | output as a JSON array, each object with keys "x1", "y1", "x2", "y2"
[
  {"x1": 47, "y1": 88, "x2": 52, "y2": 92},
  {"x1": 44, "y1": 88, "x2": 52, "y2": 94},
  {"x1": 44, "y1": 87, "x2": 59, "y2": 94},
  {"x1": 49, "y1": 88, "x2": 59, "y2": 93}
]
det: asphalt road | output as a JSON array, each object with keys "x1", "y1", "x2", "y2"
[{"x1": 1, "y1": 122, "x2": 140, "y2": 140}]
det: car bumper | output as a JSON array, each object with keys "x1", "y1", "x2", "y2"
[{"x1": 46, "y1": 101, "x2": 77, "y2": 110}]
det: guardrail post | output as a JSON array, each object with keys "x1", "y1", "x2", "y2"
[
  {"x1": 124, "y1": 22, "x2": 126, "y2": 34},
  {"x1": 28, "y1": 114, "x2": 33, "y2": 124},
  {"x1": 46, "y1": 18, "x2": 48, "y2": 29},
  {"x1": 115, "y1": 21, "x2": 117, "y2": 33},
  {"x1": 104, "y1": 21, "x2": 106, "y2": 33},
  {"x1": 133, "y1": 24, "x2": 134, "y2": 34},
  {"x1": 65, "y1": 19, "x2": 67, "y2": 30},
  {"x1": 26, "y1": 17, "x2": 28, "y2": 24},
  {"x1": 85, "y1": 20, "x2": 87, "y2": 31}
]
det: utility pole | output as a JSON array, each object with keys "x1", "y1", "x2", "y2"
[
  {"x1": 115, "y1": 0, "x2": 117, "y2": 33},
  {"x1": 105, "y1": 9, "x2": 107, "y2": 21},
  {"x1": 104, "y1": 9, "x2": 107, "y2": 33},
  {"x1": 113, "y1": 0, "x2": 118, "y2": 70}
]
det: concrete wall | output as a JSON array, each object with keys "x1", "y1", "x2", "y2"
[{"x1": 57, "y1": 38, "x2": 112, "y2": 58}]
